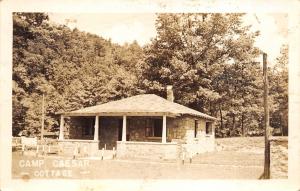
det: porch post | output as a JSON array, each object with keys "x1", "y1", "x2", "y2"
[
  {"x1": 94, "y1": 115, "x2": 99, "y2": 141},
  {"x1": 122, "y1": 115, "x2": 127, "y2": 142},
  {"x1": 59, "y1": 115, "x2": 64, "y2": 140},
  {"x1": 162, "y1": 115, "x2": 167, "y2": 143}
]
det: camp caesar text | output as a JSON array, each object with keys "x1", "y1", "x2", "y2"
[{"x1": 18, "y1": 159, "x2": 90, "y2": 178}]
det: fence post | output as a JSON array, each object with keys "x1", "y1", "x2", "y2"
[
  {"x1": 83, "y1": 146, "x2": 88, "y2": 157},
  {"x1": 36, "y1": 145, "x2": 39, "y2": 157},
  {"x1": 189, "y1": 152, "x2": 192, "y2": 163},
  {"x1": 182, "y1": 150, "x2": 185, "y2": 165},
  {"x1": 101, "y1": 148, "x2": 104, "y2": 160},
  {"x1": 22, "y1": 144, "x2": 25, "y2": 156},
  {"x1": 112, "y1": 147, "x2": 116, "y2": 159},
  {"x1": 59, "y1": 144, "x2": 62, "y2": 155},
  {"x1": 73, "y1": 145, "x2": 78, "y2": 159}
]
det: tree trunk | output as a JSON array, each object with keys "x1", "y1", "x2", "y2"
[
  {"x1": 280, "y1": 115, "x2": 284, "y2": 136},
  {"x1": 219, "y1": 105, "x2": 223, "y2": 128},
  {"x1": 219, "y1": 104, "x2": 223, "y2": 137},
  {"x1": 263, "y1": 53, "x2": 270, "y2": 179},
  {"x1": 241, "y1": 113, "x2": 244, "y2": 137},
  {"x1": 232, "y1": 114, "x2": 236, "y2": 137}
]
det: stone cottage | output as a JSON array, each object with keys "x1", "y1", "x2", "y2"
[{"x1": 57, "y1": 86, "x2": 217, "y2": 159}]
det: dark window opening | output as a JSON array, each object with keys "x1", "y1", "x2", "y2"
[
  {"x1": 145, "y1": 118, "x2": 162, "y2": 137},
  {"x1": 84, "y1": 118, "x2": 94, "y2": 136},
  {"x1": 195, "y1": 120, "x2": 199, "y2": 138},
  {"x1": 154, "y1": 119, "x2": 162, "y2": 137},
  {"x1": 205, "y1": 122, "x2": 212, "y2": 134}
]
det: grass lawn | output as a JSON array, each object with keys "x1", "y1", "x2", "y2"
[{"x1": 12, "y1": 150, "x2": 264, "y2": 180}]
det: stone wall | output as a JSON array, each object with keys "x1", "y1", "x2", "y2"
[
  {"x1": 166, "y1": 117, "x2": 186, "y2": 140},
  {"x1": 270, "y1": 136, "x2": 288, "y2": 179},
  {"x1": 182, "y1": 136, "x2": 215, "y2": 156},
  {"x1": 117, "y1": 141, "x2": 179, "y2": 160},
  {"x1": 58, "y1": 139, "x2": 99, "y2": 157},
  {"x1": 167, "y1": 116, "x2": 211, "y2": 142}
]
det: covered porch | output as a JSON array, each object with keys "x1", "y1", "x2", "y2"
[
  {"x1": 56, "y1": 94, "x2": 216, "y2": 159},
  {"x1": 57, "y1": 114, "x2": 215, "y2": 159},
  {"x1": 57, "y1": 113, "x2": 177, "y2": 158}
]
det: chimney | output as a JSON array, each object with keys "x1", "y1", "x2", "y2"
[{"x1": 166, "y1": 85, "x2": 174, "y2": 102}]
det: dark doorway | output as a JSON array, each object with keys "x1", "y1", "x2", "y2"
[
  {"x1": 195, "y1": 120, "x2": 199, "y2": 138},
  {"x1": 153, "y1": 119, "x2": 162, "y2": 137},
  {"x1": 118, "y1": 119, "x2": 122, "y2": 141}
]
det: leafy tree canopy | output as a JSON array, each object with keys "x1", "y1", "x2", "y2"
[{"x1": 13, "y1": 13, "x2": 288, "y2": 137}]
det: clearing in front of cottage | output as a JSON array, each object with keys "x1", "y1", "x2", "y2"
[{"x1": 12, "y1": 137, "x2": 264, "y2": 179}]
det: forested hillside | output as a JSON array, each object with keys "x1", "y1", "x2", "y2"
[{"x1": 12, "y1": 13, "x2": 288, "y2": 137}]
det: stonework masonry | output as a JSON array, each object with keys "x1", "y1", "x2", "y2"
[
  {"x1": 117, "y1": 141, "x2": 179, "y2": 160},
  {"x1": 64, "y1": 115, "x2": 215, "y2": 159},
  {"x1": 58, "y1": 139, "x2": 99, "y2": 156},
  {"x1": 167, "y1": 116, "x2": 209, "y2": 142}
]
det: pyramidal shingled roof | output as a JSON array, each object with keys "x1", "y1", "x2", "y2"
[{"x1": 62, "y1": 94, "x2": 216, "y2": 120}]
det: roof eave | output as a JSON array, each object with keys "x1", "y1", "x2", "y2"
[
  {"x1": 60, "y1": 111, "x2": 179, "y2": 118},
  {"x1": 182, "y1": 113, "x2": 217, "y2": 121},
  {"x1": 58, "y1": 111, "x2": 217, "y2": 120}
]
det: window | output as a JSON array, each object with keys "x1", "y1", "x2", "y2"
[
  {"x1": 205, "y1": 122, "x2": 212, "y2": 134},
  {"x1": 84, "y1": 118, "x2": 94, "y2": 136},
  {"x1": 145, "y1": 119, "x2": 162, "y2": 137}
]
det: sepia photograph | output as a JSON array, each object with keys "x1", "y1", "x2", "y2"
[
  {"x1": 11, "y1": 12, "x2": 288, "y2": 180},
  {"x1": 1, "y1": 0, "x2": 300, "y2": 190}
]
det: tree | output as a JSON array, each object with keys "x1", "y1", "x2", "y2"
[
  {"x1": 140, "y1": 13, "x2": 261, "y2": 137},
  {"x1": 13, "y1": 13, "x2": 144, "y2": 136},
  {"x1": 269, "y1": 45, "x2": 288, "y2": 135},
  {"x1": 13, "y1": 12, "x2": 50, "y2": 136}
]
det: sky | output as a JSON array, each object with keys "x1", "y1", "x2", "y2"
[
  {"x1": 49, "y1": 13, "x2": 157, "y2": 46},
  {"x1": 49, "y1": 13, "x2": 288, "y2": 64}
]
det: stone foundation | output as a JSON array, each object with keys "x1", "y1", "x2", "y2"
[
  {"x1": 116, "y1": 141, "x2": 179, "y2": 159},
  {"x1": 182, "y1": 135, "x2": 215, "y2": 155},
  {"x1": 270, "y1": 136, "x2": 288, "y2": 179},
  {"x1": 58, "y1": 139, "x2": 99, "y2": 157},
  {"x1": 116, "y1": 136, "x2": 215, "y2": 160}
]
